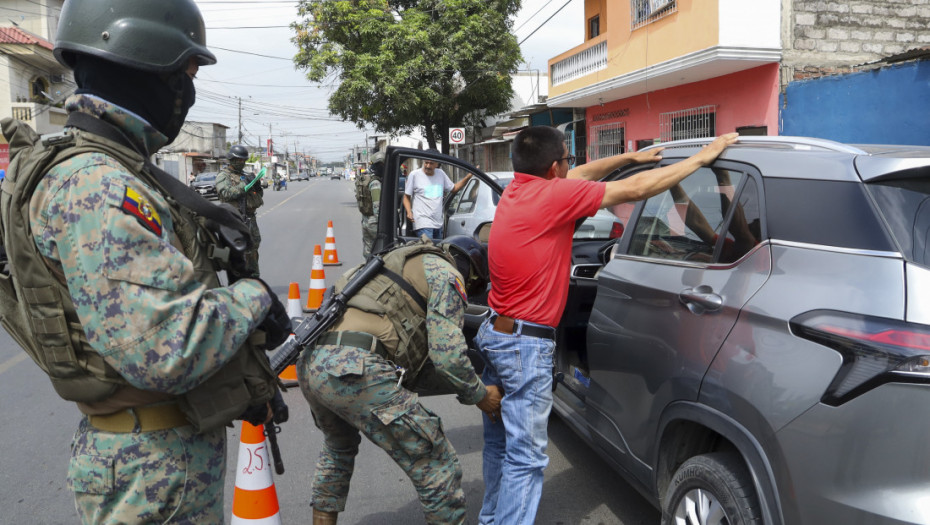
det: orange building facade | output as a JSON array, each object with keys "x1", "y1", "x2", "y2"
[{"x1": 547, "y1": 0, "x2": 782, "y2": 160}]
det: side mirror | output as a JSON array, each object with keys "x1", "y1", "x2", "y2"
[{"x1": 474, "y1": 221, "x2": 492, "y2": 243}]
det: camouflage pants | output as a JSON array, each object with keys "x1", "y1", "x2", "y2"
[
  {"x1": 245, "y1": 213, "x2": 261, "y2": 277},
  {"x1": 361, "y1": 215, "x2": 377, "y2": 258},
  {"x1": 298, "y1": 343, "x2": 466, "y2": 525},
  {"x1": 68, "y1": 418, "x2": 226, "y2": 524}
]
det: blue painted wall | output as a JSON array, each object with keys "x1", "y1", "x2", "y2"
[
  {"x1": 780, "y1": 60, "x2": 930, "y2": 145},
  {"x1": 530, "y1": 108, "x2": 574, "y2": 127}
]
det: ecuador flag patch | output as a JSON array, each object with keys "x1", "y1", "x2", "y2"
[
  {"x1": 451, "y1": 276, "x2": 467, "y2": 304},
  {"x1": 121, "y1": 187, "x2": 163, "y2": 236}
]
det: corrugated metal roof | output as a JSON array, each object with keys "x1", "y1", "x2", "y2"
[{"x1": 0, "y1": 27, "x2": 53, "y2": 51}]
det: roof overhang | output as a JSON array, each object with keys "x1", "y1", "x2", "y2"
[{"x1": 547, "y1": 45, "x2": 782, "y2": 109}]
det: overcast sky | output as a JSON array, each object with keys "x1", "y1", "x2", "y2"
[{"x1": 189, "y1": 0, "x2": 584, "y2": 162}]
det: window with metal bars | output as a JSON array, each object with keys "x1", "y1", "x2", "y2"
[
  {"x1": 659, "y1": 105, "x2": 716, "y2": 142},
  {"x1": 631, "y1": 0, "x2": 677, "y2": 30},
  {"x1": 588, "y1": 122, "x2": 625, "y2": 161}
]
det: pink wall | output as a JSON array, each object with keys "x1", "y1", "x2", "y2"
[{"x1": 586, "y1": 64, "x2": 780, "y2": 150}]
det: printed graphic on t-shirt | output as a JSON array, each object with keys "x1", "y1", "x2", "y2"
[{"x1": 423, "y1": 183, "x2": 444, "y2": 199}]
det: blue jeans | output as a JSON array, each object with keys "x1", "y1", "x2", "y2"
[
  {"x1": 414, "y1": 227, "x2": 443, "y2": 240},
  {"x1": 475, "y1": 315, "x2": 555, "y2": 525}
]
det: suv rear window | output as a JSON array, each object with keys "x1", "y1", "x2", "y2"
[
  {"x1": 866, "y1": 176, "x2": 930, "y2": 266},
  {"x1": 764, "y1": 178, "x2": 894, "y2": 252}
]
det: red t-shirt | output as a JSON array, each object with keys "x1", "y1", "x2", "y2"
[{"x1": 488, "y1": 172, "x2": 606, "y2": 327}]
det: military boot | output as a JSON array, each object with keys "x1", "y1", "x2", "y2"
[{"x1": 313, "y1": 508, "x2": 338, "y2": 525}]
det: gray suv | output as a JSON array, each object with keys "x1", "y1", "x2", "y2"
[
  {"x1": 376, "y1": 140, "x2": 930, "y2": 524},
  {"x1": 555, "y1": 136, "x2": 930, "y2": 524}
]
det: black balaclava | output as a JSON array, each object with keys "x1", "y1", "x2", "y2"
[{"x1": 72, "y1": 54, "x2": 196, "y2": 146}]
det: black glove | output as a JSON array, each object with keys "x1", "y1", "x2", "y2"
[
  {"x1": 238, "y1": 402, "x2": 270, "y2": 426},
  {"x1": 269, "y1": 389, "x2": 289, "y2": 424},
  {"x1": 238, "y1": 390, "x2": 288, "y2": 426},
  {"x1": 257, "y1": 279, "x2": 293, "y2": 350}
]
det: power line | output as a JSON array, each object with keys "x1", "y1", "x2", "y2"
[
  {"x1": 518, "y1": 0, "x2": 575, "y2": 45},
  {"x1": 210, "y1": 45, "x2": 293, "y2": 61}
]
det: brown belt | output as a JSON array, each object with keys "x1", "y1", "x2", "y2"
[
  {"x1": 87, "y1": 403, "x2": 189, "y2": 433},
  {"x1": 491, "y1": 314, "x2": 556, "y2": 340}
]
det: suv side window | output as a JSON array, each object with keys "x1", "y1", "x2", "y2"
[
  {"x1": 629, "y1": 167, "x2": 756, "y2": 263},
  {"x1": 718, "y1": 176, "x2": 762, "y2": 263},
  {"x1": 455, "y1": 179, "x2": 481, "y2": 214}
]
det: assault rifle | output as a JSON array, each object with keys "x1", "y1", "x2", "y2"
[{"x1": 269, "y1": 255, "x2": 386, "y2": 376}]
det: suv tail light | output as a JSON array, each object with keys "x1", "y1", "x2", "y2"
[
  {"x1": 790, "y1": 310, "x2": 930, "y2": 406},
  {"x1": 609, "y1": 222, "x2": 624, "y2": 239}
]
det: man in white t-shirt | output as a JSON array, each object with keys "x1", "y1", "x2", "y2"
[{"x1": 403, "y1": 149, "x2": 471, "y2": 240}]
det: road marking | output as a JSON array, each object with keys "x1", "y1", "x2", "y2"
[
  {"x1": 0, "y1": 352, "x2": 28, "y2": 375},
  {"x1": 257, "y1": 180, "x2": 320, "y2": 217}
]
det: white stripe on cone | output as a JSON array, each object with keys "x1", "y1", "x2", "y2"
[
  {"x1": 234, "y1": 440, "x2": 274, "y2": 491},
  {"x1": 232, "y1": 516, "x2": 281, "y2": 525}
]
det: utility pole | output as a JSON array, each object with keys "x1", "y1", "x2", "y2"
[{"x1": 237, "y1": 97, "x2": 243, "y2": 143}]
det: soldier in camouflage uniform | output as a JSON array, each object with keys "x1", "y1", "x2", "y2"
[
  {"x1": 4, "y1": 1, "x2": 291, "y2": 523},
  {"x1": 216, "y1": 144, "x2": 264, "y2": 276},
  {"x1": 361, "y1": 151, "x2": 383, "y2": 258},
  {"x1": 298, "y1": 236, "x2": 503, "y2": 525}
]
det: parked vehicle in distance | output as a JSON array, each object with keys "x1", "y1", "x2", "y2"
[
  {"x1": 378, "y1": 140, "x2": 930, "y2": 524},
  {"x1": 444, "y1": 172, "x2": 624, "y2": 240},
  {"x1": 296, "y1": 170, "x2": 310, "y2": 181},
  {"x1": 190, "y1": 171, "x2": 218, "y2": 200}
]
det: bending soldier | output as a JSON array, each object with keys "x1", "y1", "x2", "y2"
[
  {"x1": 298, "y1": 236, "x2": 503, "y2": 525},
  {"x1": 217, "y1": 144, "x2": 264, "y2": 276},
  {"x1": 0, "y1": 1, "x2": 291, "y2": 522}
]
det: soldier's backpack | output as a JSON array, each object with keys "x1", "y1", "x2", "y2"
[
  {"x1": 355, "y1": 170, "x2": 374, "y2": 216},
  {"x1": 334, "y1": 238, "x2": 458, "y2": 386},
  {"x1": 0, "y1": 118, "x2": 132, "y2": 402}
]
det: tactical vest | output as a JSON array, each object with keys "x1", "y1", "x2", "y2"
[
  {"x1": 355, "y1": 171, "x2": 374, "y2": 216},
  {"x1": 0, "y1": 118, "x2": 275, "y2": 432},
  {"x1": 332, "y1": 241, "x2": 457, "y2": 386}
]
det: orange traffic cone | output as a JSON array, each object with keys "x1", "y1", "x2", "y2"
[
  {"x1": 286, "y1": 282, "x2": 302, "y2": 319},
  {"x1": 277, "y1": 282, "x2": 301, "y2": 387},
  {"x1": 322, "y1": 220, "x2": 342, "y2": 266},
  {"x1": 303, "y1": 245, "x2": 326, "y2": 313},
  {"x1": 231, "y1": 422, "x2": 282, "y2": 525}
]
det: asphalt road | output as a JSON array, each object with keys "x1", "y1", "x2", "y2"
[{"x1": 0, "y1": 178, "x2": 659, "y2": 524}]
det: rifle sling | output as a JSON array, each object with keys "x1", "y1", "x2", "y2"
[{"x1": 381, "y1": 267, "x2": 427, "y2": 312}]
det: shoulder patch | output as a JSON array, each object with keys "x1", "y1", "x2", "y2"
[
  {"x1": 121, "y1": 187, "x2": 163, "y2": 236},
  {"x1": 451, "y1": 275, "x2": 467, "y2": 304}
]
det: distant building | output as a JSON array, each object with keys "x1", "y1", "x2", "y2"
[
  {"x1": 0, "y1": 0, "x2": 72, "y2": 171},
  {"x1": 155, "y1": 121, "x2": 229, "y2": 183},
  {"x1": 542, "y1": 0, "x2": 930, "y2": 157}
]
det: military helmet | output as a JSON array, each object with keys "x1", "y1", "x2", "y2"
[
  {"x1": 54, "y1": 0, "x2": 217, "y2": 73},
  {"x1": 228, "y1": 145, "x2": 250, "y2": 160},
  {"x1": 441, "y1": 235, "x2": 489, "y2": 294},
  {"x1": 370, "y1": 150, "x2": 385, "y2": 165}
]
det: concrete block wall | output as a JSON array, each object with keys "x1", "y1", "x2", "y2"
[{"x1": 780, "y1": 0, "x2": 930, "y2": 85}]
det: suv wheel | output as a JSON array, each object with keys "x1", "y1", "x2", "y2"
[{"x1": 662, "y1": 452, "x2": 761, "y2": 525}]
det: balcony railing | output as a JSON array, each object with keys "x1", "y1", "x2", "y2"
[
  {"x1": 631, "y1": 0, "x2": 677, "y2": 30},
  {"x1": 550, "y1": 40, "x2": 608, "y2": 87},
  {"x1": 10, "y1": 102, "x2": 68, "y2": 135}
]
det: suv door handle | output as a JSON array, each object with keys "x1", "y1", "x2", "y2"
[{"x1": 679, "y1": 285, "x2": 722, "y2": 314}]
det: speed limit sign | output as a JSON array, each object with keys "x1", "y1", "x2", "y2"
[{"x1": 449, "y1": 127, "x2": 465, "y2": 144}]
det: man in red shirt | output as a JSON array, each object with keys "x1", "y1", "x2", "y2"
[{"x1": 476, "y1": 126, "x2": 738, "y2": 525}]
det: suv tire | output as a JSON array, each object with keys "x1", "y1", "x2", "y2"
[{"x1": 662, "y1": 452, "x2": 761, "y2": 525}]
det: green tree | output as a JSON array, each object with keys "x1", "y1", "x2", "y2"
[{"x1": 292, "y1": 0, "x2": 522, "y2": 154}]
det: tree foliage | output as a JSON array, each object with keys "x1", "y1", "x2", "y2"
[{"x1": 292, "y1": 0, "x2": 523, "y2": 153}]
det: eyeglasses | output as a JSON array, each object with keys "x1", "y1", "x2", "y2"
[{"x1": 556, "y1": 155, "x2": 576, "y2": 165}]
